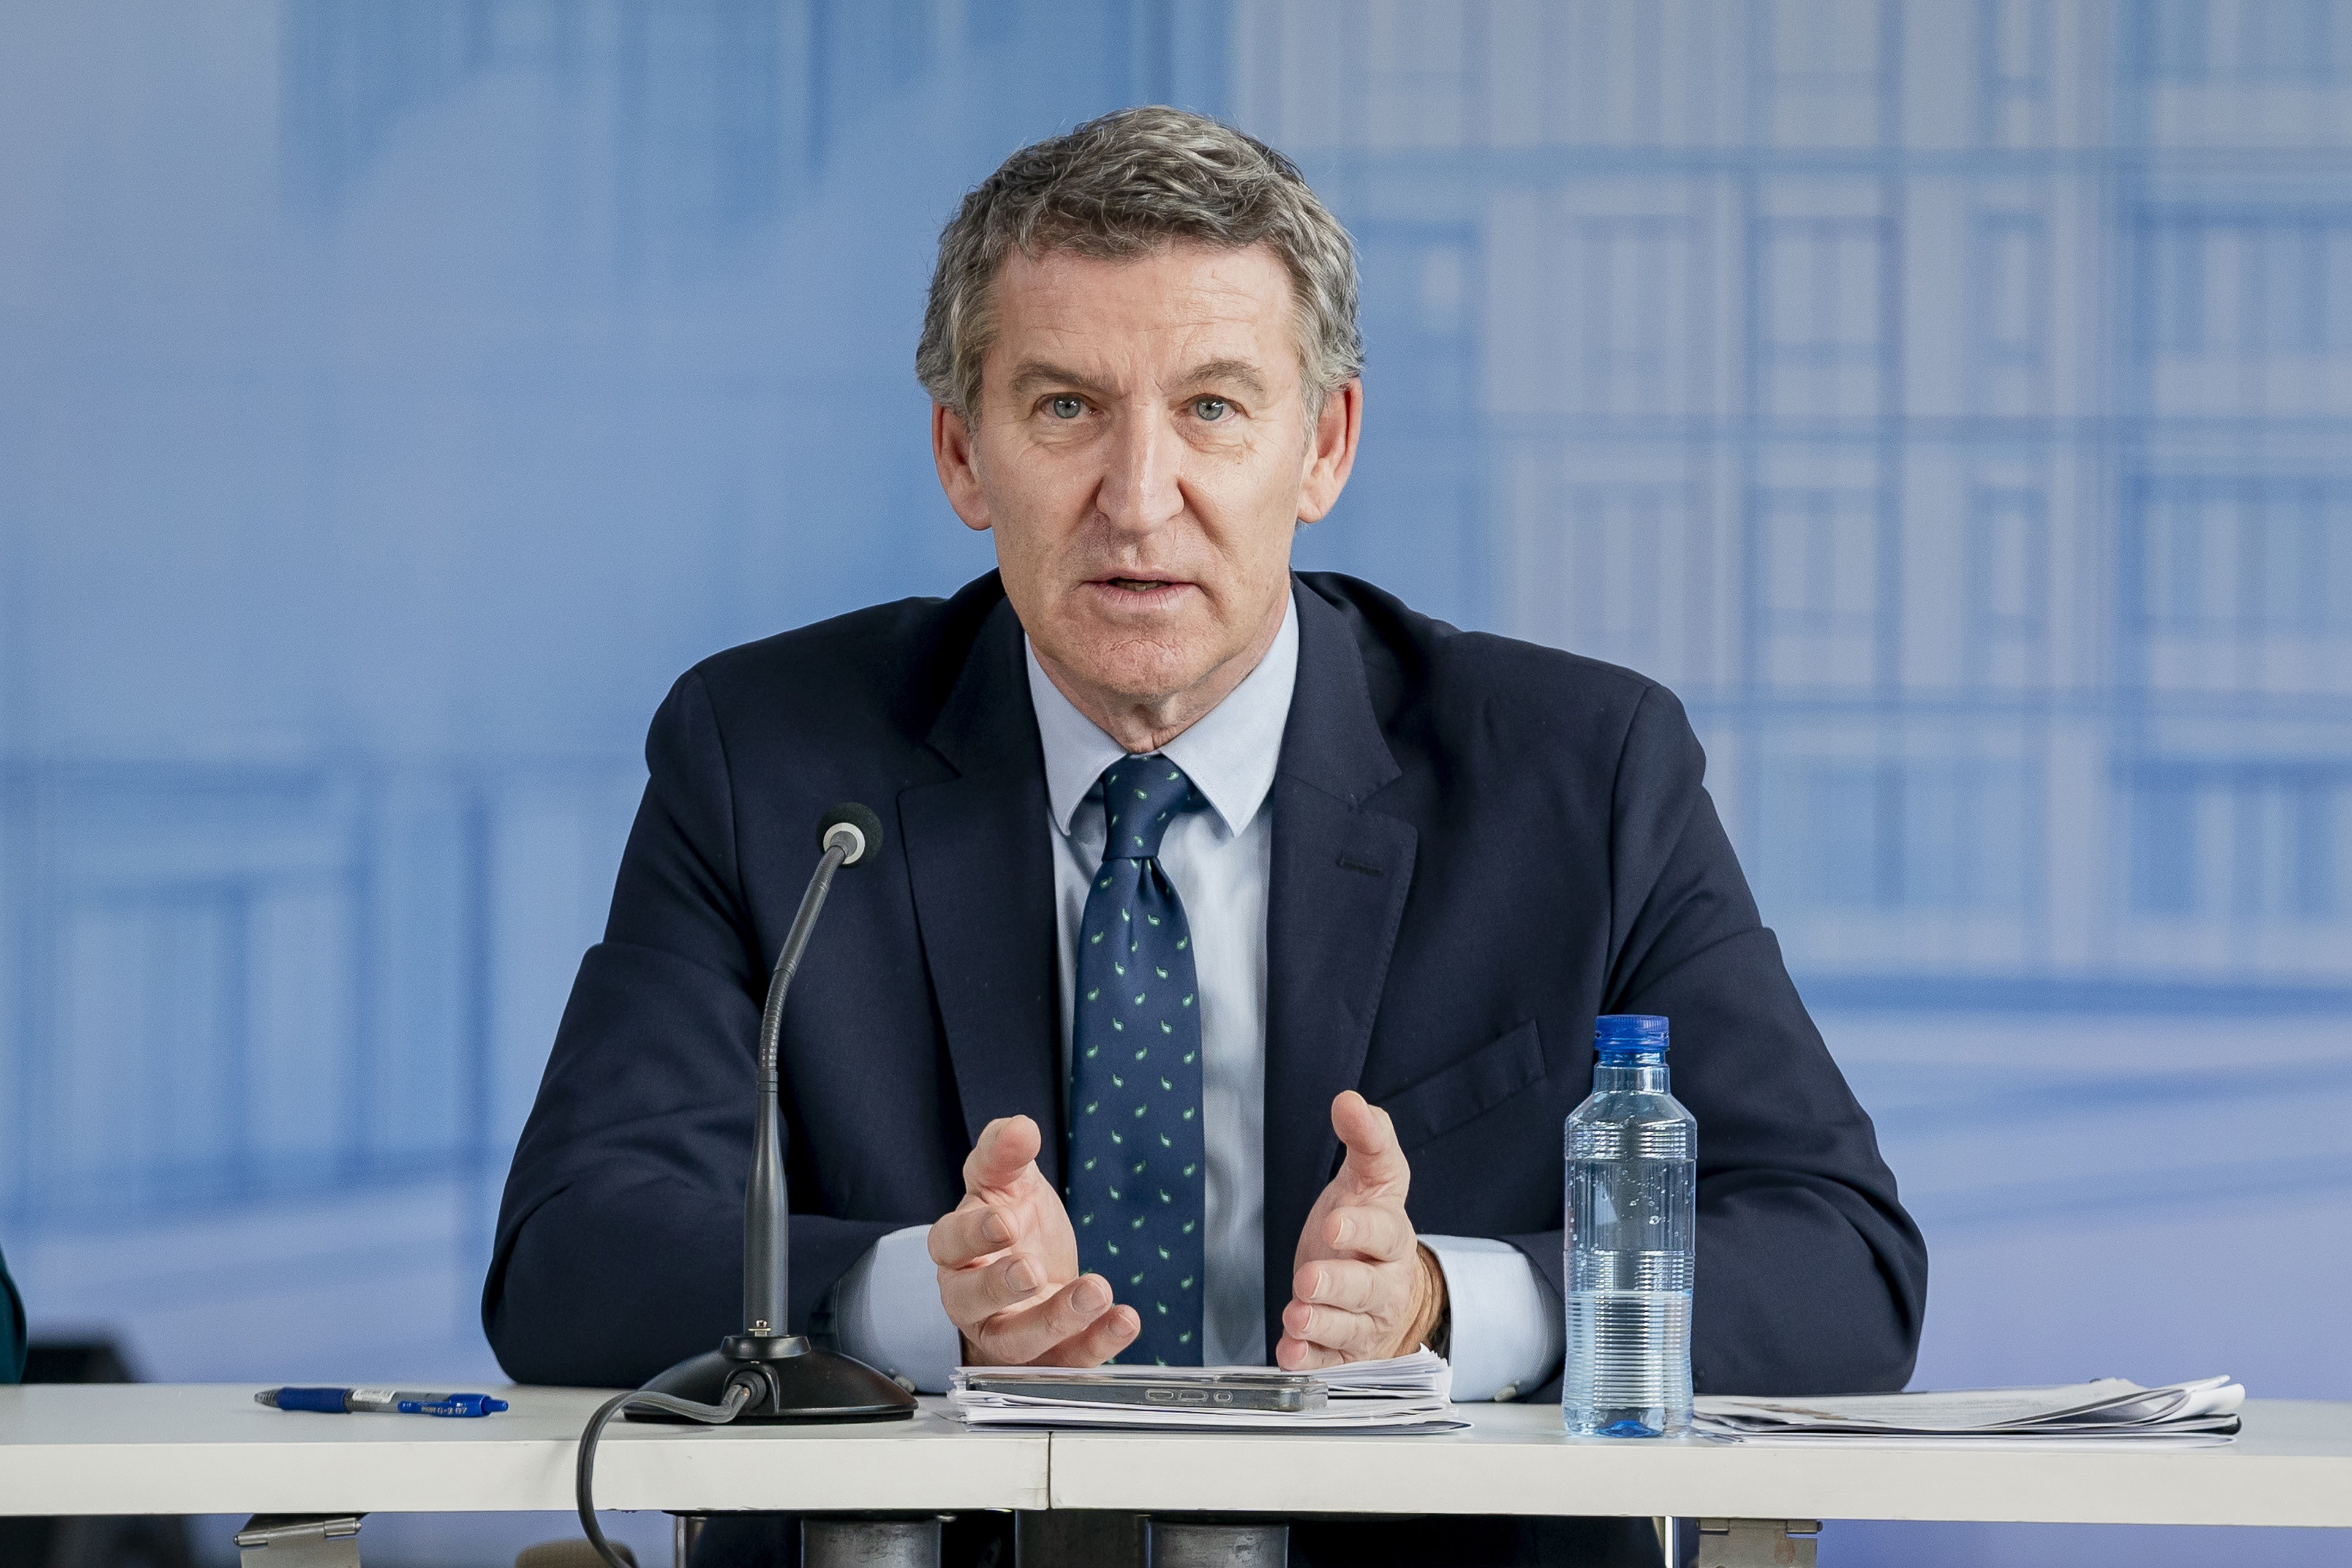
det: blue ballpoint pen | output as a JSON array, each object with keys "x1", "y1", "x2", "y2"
[{"x1": 255, "y1": 1385, "x2": 508, "y2": 1417}]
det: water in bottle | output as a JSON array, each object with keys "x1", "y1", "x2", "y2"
[{"x1": 1562, "y1": 1013, "x2": 1695, "y2": 1438}]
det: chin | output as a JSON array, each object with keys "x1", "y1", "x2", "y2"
[{"x1": 1065, "y1": 636, "x2": 1215, "y2": 706}]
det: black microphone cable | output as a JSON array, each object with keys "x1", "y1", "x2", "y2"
[{"x1": 577, "y1": 1380, "x2": 758, "y2": 1568}]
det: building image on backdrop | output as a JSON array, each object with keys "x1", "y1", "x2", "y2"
[{"x1": 1, "y1": 2, "x2": 2346, "y2": 1562}]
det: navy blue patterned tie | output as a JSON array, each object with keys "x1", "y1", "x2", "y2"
[{"x1": 1067, "y1": 755, "x2": 1206, "y2": 1365}]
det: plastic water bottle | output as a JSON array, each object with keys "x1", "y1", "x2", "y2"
[{"x1": 1562, "y1": 1014, "x2": 1695, "y2": 1437}]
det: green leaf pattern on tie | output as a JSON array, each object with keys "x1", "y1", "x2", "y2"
[{"x1": 1065, "y1": 753, "x2": 1207, "y2": 1365}]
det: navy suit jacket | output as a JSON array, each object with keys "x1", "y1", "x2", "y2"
[
  {"x1": 485, "y1": 571, "x2": 1927, "y2": 1396},
  {"x1": 1, "y1": 1242, "x2": 21, "y2": 1384}
]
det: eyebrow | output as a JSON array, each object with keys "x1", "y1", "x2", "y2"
[
  {"x1": 1002, "y1": 356, "x2": 1271, "y2": 402},
  {"x1": 1178, "y1": 358, "x2": 1268, "y2": 398},
  {"x1": 1006, "y1": 360, "x2": 1111, "y2": 400}
]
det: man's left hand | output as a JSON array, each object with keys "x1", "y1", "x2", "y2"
[{"x1": 1276, "y1": 1090, "x2": 1445, "y2": 1370}]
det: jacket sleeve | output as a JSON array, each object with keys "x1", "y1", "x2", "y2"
[
  {"x1": 1, "y1": 1242, "x2": 23, "y2": 1384},
  {"x1": 481, "y1": 671, "x2": 897, "y2": 1389},
  {"x1": 1507, "y1": 682, "x2": 1929, "y2": 1400}
]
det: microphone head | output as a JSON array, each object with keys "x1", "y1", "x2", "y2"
[{"x1": 818, "y1": 803, "x2": 884, "y2": 866}]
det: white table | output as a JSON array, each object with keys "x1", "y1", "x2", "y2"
[
  {"x1": 0, "y1": 1384, "x2": 1047, "y2": 1515},
  {"x1": 1, "y1": 1386, "x2": 2345, "y2": 1539},
  {"x1": 1047, "y1": 1400, "x2": 2352, "y2": 1529}
]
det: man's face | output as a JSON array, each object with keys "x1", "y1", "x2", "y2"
[{"x1": 932, "y1": 243, "x2": 1357, "y2": 723}]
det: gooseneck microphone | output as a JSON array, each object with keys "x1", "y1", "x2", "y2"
[
  {"x1": 743, "y1": 802, "x2": 886, "y2": 1342},
  {"x1": 575, "y1": 804, "x2": 914, "y2": 1568}
]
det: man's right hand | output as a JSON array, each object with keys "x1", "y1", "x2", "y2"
[{"x1": 929, "y1": 1114, "x2": 1140, "y2": 1366}]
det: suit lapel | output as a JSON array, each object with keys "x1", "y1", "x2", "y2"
[
  {"x1": 899, "y1": 596, "x2": 1066, "y2": 1186},
  {"x1": 1261, "y1": 581, "x2": 1417, "y2": 1355}
]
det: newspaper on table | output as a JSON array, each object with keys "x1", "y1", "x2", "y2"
[
  {"x1": 948, "y1": 1349, "x2": 1461, "y2": 1432},
  {"x1": 1695, "y1": 1375, "x2": 2244, "y2": 1449}
]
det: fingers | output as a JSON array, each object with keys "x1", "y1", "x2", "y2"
[
  {"x1": 1280, "y1": 1298, "x2": 1392, "y2": 1359},
  {"x1": 928, "y1": 1203, "x2": 1015, "y2": 1268},
  {"x1": 1292, "y1": 1257, "x2": 1385, "y2": 1314},
  {"x1": 1275, "y1": 1333, "x2": 1346, "y2": 1371},
  {"x1": 939, "y1": 1248, "x2": 1049, "y2": 1327},
  {"x1": 1030, "y1": 1300, "x2": 1142, "y2": 1368},
  {"x1": 962, "y1": 1115, "x2": 1042, "y2": 1194},
  {"x1": 1319, "y1": 1203, "x2": 1412, "y2": 1263},
  {"x1": 1329, "y1": 1091, "x2": 1410, "y2": 1196},
  {"x1": 968, "y1": 1276, "x2": 1137, "y2": 1367}
]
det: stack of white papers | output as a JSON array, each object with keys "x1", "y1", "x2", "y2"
[
  {"x1": 1695, "y1": 1376, "x2": 2245, "y2": 1449},
  {"x1": 949, "y1": 1350, "x2": 1460, "y2": 1432}
]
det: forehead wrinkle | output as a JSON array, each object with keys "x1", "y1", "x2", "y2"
[{"x1": 987, "y1": 250, "x2": 1303, "y2": 406}]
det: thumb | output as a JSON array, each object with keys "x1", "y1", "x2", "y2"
[
  {"x1": 963, "y1": 1114, "x2": 1042, "y2": 1195},
  {"x1": 1330, "y1": 1091, "x2": 1409, "y2": 1197}
]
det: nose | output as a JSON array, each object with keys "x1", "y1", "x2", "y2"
[{"x1": 1094, "y1": 405, "x2": 1185, "y2": 538}]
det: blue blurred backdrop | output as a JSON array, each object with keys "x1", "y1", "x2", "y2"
[{"x1": 2, "y1": 2, "x2": 2348, "y2": 1563}]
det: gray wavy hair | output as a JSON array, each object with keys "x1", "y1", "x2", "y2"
[{"x1": 914, "y1": 105, "x2": 1362, "y2": 423}]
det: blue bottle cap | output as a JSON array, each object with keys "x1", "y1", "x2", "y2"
[{"x1": 1594, "y1": 1014, "x2": 1670, "y2": 1054}]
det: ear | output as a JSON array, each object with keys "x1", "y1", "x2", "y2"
[
  {"x1": 1294, "y1": 378, "x2": 1362, "y2": 525},
  {"x1": 932, "y1": 403, "x2": 992, "y2": 533}
]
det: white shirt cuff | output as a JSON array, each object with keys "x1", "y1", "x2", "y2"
[
  {"x1": 829, "y1": 1224, "x2": 961, "y2": 1395},
  {"x1": 1420, "y1": 1234, "x2": 1564, "y2": 1402}
]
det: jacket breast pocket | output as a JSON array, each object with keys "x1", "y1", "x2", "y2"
[{"x1": 1376, "y1": 1020, "x2": 1547, "y2": 1155}]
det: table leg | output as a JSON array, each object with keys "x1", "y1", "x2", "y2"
[
  {"x1": 801, "y1": 1515, "x2": 944, "y2": 1566},
  {"x1": 672, "y1": 1513, "x2": 706, "y2": 1567},
  {"x1": 1694, "y1": 1518, "x2": 1819, "y2": 1567},
  {"x1": 1145, "y1": 1518, "x2": 1290, "y2": 1566},
  {"x1": 1014, "y1": 1510, "x2": 1145, "y2": 1567},
  {"x1": 233, "y1": 1515, "x2": 365, "y2": 1567}
]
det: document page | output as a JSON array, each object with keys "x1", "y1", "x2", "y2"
[
  {"x1": 1695, "y1": 1376, "x2": 2244, "y2": 1446},
  {"x1": 949, "y1": 1350, "x2": 1461, "y2": 1431}
]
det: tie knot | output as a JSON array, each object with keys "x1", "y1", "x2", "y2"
[{"x1": 1101, "y1": 755, "x2": 1198, "y2": 861}]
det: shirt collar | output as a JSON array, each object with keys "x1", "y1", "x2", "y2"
[{"x1": 1024, "y1": 586, "x2": 1299, "y2": 839}]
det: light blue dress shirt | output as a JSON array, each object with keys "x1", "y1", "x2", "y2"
[{"x1": 830, "y1": 588, "x2": 1563, "y2": 1398}]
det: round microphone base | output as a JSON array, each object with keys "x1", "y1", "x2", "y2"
[{"x1": 627, "y1": 1341, "x2": 918, "y2": 1424}]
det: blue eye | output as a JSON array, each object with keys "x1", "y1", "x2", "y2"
[
  {"x1": 1049, "y1": 396, "x2": 1084, "y2": 420},
  {"x1": 1193, "y1": 398, "x2": 1229, "y2": 421}
]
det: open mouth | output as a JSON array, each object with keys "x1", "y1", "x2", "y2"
[{"x1": 1098, "y1": 576, "x2": 1185, "y2": 594}]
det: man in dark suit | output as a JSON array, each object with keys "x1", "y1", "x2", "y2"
[{"x1": 486, "y1": 106, "x2": 1925, "y2": 1566}]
